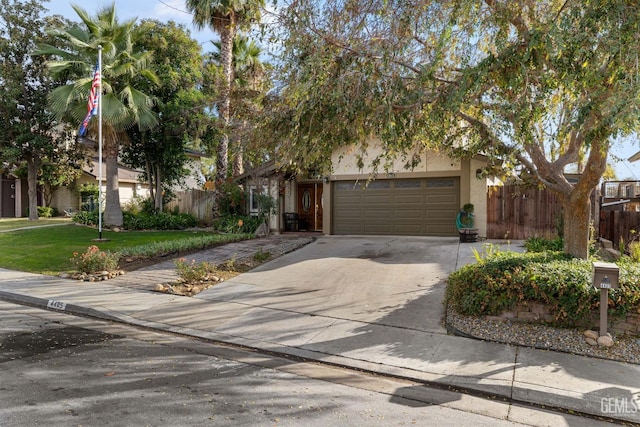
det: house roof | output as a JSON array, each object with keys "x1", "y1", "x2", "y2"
[
  {"x1": 83, "y1": 158, "x2": 146, "y2": 184},
  {"x1": 628, "y1": 151, "x2": 640, "y2": 163},
  {"x1": 233, "y1": 160, "x2": 281, "y2": 183}
]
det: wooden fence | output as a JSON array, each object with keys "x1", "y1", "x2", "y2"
[
  {"x1": 486, "y1": 185, "x2": 563, "y2": 240},
  {"x1": 599, "y1": 210, "x2": 640, "y2": 249},
  {"x1": 165, "y1": 189, "x2": 215, "y2": 223}
]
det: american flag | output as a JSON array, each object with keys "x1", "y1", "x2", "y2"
[{"x1": 78, "y1": 63, "x2": 100, "y2": 137}]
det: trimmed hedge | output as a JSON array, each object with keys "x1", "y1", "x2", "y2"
[
  {"x1": 446, "y1": 249, "x2": 640, "y2": 327},
  {"x1": 72, "y1": 210, "x2": 198, "y2": 230}
]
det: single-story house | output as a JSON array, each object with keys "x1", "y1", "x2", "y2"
[
  {"x1": 0, "y1": 148, "x2": 207, "y2": 218},
  {"x1": 239, "y1": 141, "x2": 494, "y2": 237}
]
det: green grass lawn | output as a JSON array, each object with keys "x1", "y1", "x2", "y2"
[
  {"x1": 0, "y1": 217, "x2": 73, "y2": 231},
  {"x1": 0, "y1": 223, "x2": 247, "y2": 275}
]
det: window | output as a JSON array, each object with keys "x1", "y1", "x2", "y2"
[{"x1": 249, "y1": 185, "x2": 268, "y2": 213}]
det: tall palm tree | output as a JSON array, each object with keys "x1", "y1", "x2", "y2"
[
  {"x1": 211, "y1": 33, "x2": 266, "y2": 175},
  {"x1": 185, "y1": 0, "x2": 264, "y2": 207},
  {"x1": 35, "y1": 5, "x2": 158, "y2": 227}
]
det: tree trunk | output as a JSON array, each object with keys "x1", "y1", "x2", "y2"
[
  {"x1": 562, "y1": 195, "x2": 591, "y2": 258},
  {"x1": 560, "y1": 138, "x2": 608, "y2": 258},
  {"x1": 103, "y1": 143, "x2": 123, "y2": 227},
  {"x1": 146, "y1": 158, "x2": 155, "y2": 204},
  {"x1": 154, "y1": 168, "x2": 162, "y2": 212},
  {"x1": 232, "y1": 147, "x2": 244, "y2": 177},
  {"x1": 26, "y1": 156, "x2": 39, "y2": 221},
  {"x1": 213, "y1": 24, "x2": 235, "y2": 216}
]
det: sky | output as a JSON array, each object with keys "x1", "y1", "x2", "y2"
[
  {"x1": 44, "y1": 0, "x2": 215, "y2": 48},
  {"x1": 43, "y1": 1, "x2": 640, "y2": 181}
]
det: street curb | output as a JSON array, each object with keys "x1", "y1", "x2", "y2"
[{"x1": 0, "y1": 290, "x2": 635, "y2": 425}]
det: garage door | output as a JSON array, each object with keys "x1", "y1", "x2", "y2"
[{"x1": 332, "y1": 178, "x2": 460, "y2": 236}]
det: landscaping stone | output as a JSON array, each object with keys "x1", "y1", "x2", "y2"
[
  {"x1": 446, "y1": 306, "x2": 640, "y2": 364},
  {"x1": 598, "y1": 335, "x2": 615, "y2": 347},
  {"x1": 584, "y1": 329, "x2": 599, "y2": 340},
  {"x1": 586, "y1": 338, "x2": 598, "y2": 346}
]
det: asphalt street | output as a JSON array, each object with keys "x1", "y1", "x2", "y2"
[{"x1": 0, "y1": 300, "x2": 612, "y2": 427}]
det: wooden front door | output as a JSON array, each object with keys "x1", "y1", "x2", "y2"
[{"x1": 297, "y1": 183, "x2": 323, "y2": 231}]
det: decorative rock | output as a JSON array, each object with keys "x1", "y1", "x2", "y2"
[
  {"x1": 100, "y1": 271, "x2": 109, "y2": 276},
  {"x1": 154, "y1": 284, "x2": 165, "y2": 292},
  {"x1": 584, "y1": 330, "x2": 599, "y2": 340},
  {"x1": 585, "y1": 338, "x2": 598, "y2": 346},
  {"x1": 597, "y1": 335, "x2": 615, "y2": 347}
]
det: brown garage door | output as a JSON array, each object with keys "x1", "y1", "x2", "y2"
[{"x1": 332, "y1": 178, "x2": 460, "y2": 236}]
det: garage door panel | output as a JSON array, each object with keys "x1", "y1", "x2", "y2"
[
  {"x1": 394, "y1": 209, "x2": 424, "y2": 220},
  {"x1": 333, "y1": 178, "x2": 459, "y2": 236}
]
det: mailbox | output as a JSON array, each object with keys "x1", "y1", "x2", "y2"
[{"x1": 592, "y1": 262, "x2": 619, "y2": 289}]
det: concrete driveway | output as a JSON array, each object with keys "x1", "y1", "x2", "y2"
[{"x1": 196, "y1": 236, "x2": 463, "y2": 334}]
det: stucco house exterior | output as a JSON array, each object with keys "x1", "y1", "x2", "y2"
[
  {"x1": 241, "y1": 141, "x2": 493, "y2": 237},
  {"x1": 0, "y1": 149, "x2": 207, "y2": 218}
]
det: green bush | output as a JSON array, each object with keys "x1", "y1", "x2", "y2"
[
  {"x1": 37, "y1": 206, "x2": 57, "y2": 218},
  {"x1": 72, "y1": 210, "x2": 197, "y2": 230},
  {"x1": 123, "y1": 211, "x2": 198, "y2": 230},
  {"x1": 72, "y1": 210, "x2": 99, "y2": 226},
  {"x1": 524, "y1": 237, "x2": 564, "y2": 252},
  {"x1": 446, "y1": 250, "x2": 640, "y2": 327}
]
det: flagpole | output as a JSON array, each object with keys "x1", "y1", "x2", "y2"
[{"x1": 98, "y1": 45, "x2": 103, "y2": 240}]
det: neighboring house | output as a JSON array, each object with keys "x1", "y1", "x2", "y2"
[
  {"x1": 0, "y1": 131, "x2": 207, "y2": 218},
  {"x1": 602, "y1": 151, "x2": 640, "y2": 211},
  {"x1": 49, "y1": 157, "x2": 150, "y2": 214},
  {"x1": 238, "y1": 141, "x2": 494, "y2": 237},
  {"x1": 600, "y1": 181, "x2": 640, "y2": 212},
  {"x1": 51, "y1": 149, "x2": 208, "y2": 214},
  {"x1": 0, "y1": 172, "x2": 29, "y2": 218}
]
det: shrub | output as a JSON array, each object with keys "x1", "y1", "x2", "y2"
[
  {"x1": 524, "y1": 236, "x2": 563, "y2": 252},
  {"x1": 123, "y1": 211, "x2": 198, "y2": 230},
  {"x1": 175, "y1": 258, "x2": 214, "y2": 282},
  {"x1": 72, "y1": 210, "x2": 99, "y2": 226},
  {"x1": 70, "y1": 245, "x2": 120, "y2": 273},
  {"x1": 37, "y1": 206, "x2": 57, "y2": 218},
  {"x1": 446, "y1": 249, "x2": 640, "y2": 327}
]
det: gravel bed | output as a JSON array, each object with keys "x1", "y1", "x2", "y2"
[{"x1": 446, "y1": 306, "x2": 640, "y2": 365}]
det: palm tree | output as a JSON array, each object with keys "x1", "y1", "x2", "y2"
[
  {"x1": 210, "y1": 33, "x2": 266, "y2": 175},
  {"x1": 185, "y1": 0, "x2": 264, "y2": 207},
  {"x1": 35, "y1": 5, "x2": 158, "y2": 227}
]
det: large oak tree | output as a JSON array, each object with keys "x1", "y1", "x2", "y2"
[{"x1": 269, "y1": 0, "x2": 640, "y2": 258}]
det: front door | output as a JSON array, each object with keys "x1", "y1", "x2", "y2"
[
  {"x1": 297, "y1": 183, "x2": 323, "y2": 231},
  {"x1": 1, "y1": 178, "x2": 16, "y2": 218}
]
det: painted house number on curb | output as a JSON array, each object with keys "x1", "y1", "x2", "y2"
[{"x1": 47, "y1": 300, "x2": 67, "y2": 311}]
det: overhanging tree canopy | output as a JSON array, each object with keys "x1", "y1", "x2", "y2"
[{"x1": 268, "y1": 0, "x2": 640, "y2": 258}]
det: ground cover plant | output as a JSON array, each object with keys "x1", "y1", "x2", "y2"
[
  {"x1": 446, "y1": 242, "x2": 640, "y2": 328},
  {"x1": 0, "y1": 224, "x2": 250, "y2": 275}
]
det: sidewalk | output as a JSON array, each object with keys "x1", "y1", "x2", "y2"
[{"x1": 0, "y1": 235, "x2": 638, "y2": 425}]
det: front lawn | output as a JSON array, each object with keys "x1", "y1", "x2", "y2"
[
  {"x1": 0, "y1": 224, "x2": 249, "y2": 275},
  {"x1": 0, "y1": 217, "x2": 73, "y2": 232}
]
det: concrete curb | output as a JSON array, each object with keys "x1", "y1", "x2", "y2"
[{"x1": 0, "y1": 289, "x2": 634, "y2": 425}]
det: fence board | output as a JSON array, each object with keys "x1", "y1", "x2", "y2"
[
  {"x1": 599, "y1": 211, "x2": 640, "y2": 249},
  {"x1": 486, "y1": 185, "x2": 563, "y2": 240},
  {"x1": 165, "y1": 189, "x2": 215, "y2": 223}
]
